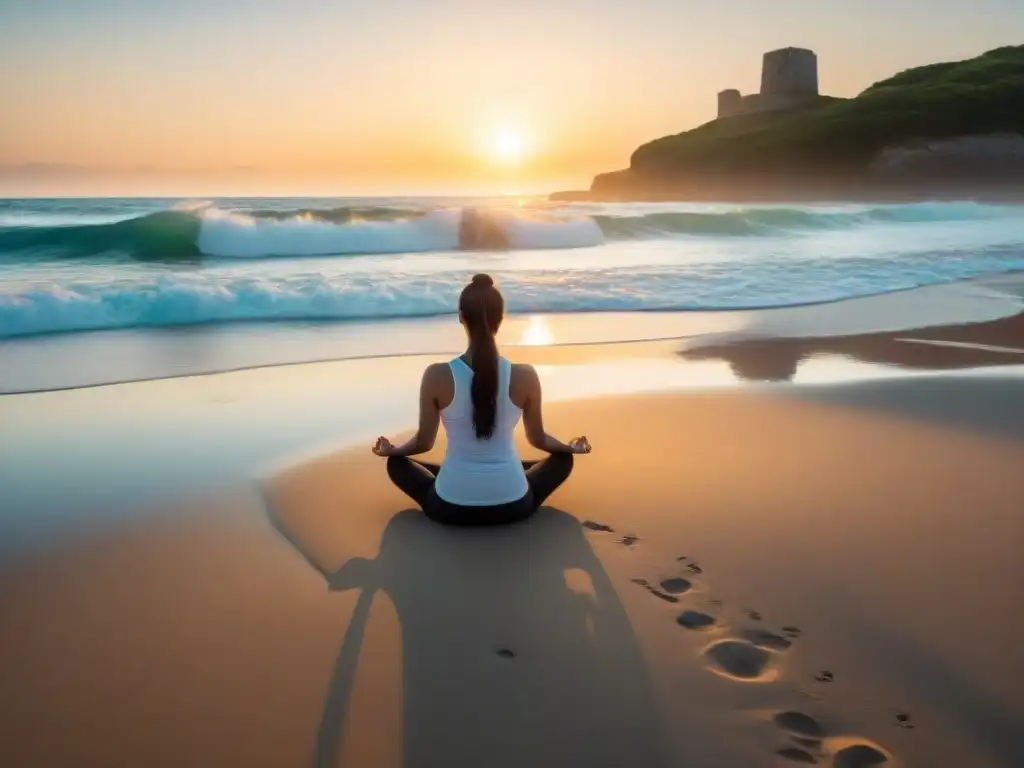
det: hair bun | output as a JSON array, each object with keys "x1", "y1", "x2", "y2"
[{"x1": 471, "y1": 273, "x2": 494, "y2": 288}]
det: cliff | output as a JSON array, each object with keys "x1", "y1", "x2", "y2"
[{"x1": 554, "y1": 45, "x2": 1024, "y2": 201}]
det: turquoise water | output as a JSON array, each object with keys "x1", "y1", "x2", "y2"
[{"x1": 2, "y1": 197, "x2": 1024, "y2": 340}]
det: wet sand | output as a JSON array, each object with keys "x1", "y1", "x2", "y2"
[{"x1": 682, "y1": 302, "x2": 1024, "y2": 382}]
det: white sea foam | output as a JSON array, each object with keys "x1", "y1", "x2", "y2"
[
  {"x1": 495, "y1": 211, "x2": 605, "y2": 249},
  {"x1": 4, "y1": 251, "x2": 1024, "y2": 339},
  {"x1": 192, "y1": 206, "x2": 604, "y2": 258},
  {"x1": 195, "y1": 208, "x2": 462, "y2": 258}
]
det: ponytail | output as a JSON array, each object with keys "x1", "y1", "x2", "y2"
[
  {"x1": 459, "y1": 274, "x2": 504, "y2": 439},
  {"x1": 468, "y1": 310, "x2": 499, "y2": 438}
]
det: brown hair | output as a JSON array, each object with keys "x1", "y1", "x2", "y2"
[{"x1": 458, "y1": 273, "x2": 504, "y2": 438}]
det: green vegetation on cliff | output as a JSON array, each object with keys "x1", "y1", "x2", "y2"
[{"x1": 619, "y1": 45, "x2": 1024, "y2": 183}]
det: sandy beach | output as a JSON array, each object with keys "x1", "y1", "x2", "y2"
[
  {"x1": 5, "y1": 11, "x2": 1024, "y2": 767},
  {"x1": 2, "y1": 345, "x2": 1023, "y2": 767}
]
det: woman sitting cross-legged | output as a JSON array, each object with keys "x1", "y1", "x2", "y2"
[{"x1": 372, "y1": 273, "x2": 591, "y2": 526}]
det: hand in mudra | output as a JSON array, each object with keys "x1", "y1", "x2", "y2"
[
  {"x1": 569, "y1": 436, "x2": 592, "y2": 454},
  {"x1": 372, "y1": 436, "x2": 395, "y2": 457}
]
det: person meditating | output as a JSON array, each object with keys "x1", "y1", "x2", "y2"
[{"x1": 373, "y1": 273, "x2": 591, "y2": 525}]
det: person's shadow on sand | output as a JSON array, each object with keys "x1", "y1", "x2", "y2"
[{"x1": 269, "y1": 506, "x2": 670, "y2": 768}]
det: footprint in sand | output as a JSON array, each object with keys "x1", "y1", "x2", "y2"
[
  {"x1": 772, "y1": 711, "x2": 825, "y2": 764},
  {"x1": 632, "y1": 578, "x2": 685, "y2": 603},
  {"x1": 742, "y1": 628, "x2": 794, "y2": 651},
  {"x1": 659, "y1": 577, "x2": 692, "y2": 595},
  {"x1": 777, "y1": 736, "x2": 892, "y2": 768},
  {"x1": 676, "y1": 610, "x2": 718, "y2": 631},
  {"x1": 702, "y1": 639, "x2": 776, "y2": 682},
  {"x1": 773, "y1": 711, "x2": 825, "y2": 740},
  {"x1": 633, "y1": 553, "x2": 892, "y2": 767},
  {"x1": 831, "y1": 744, "x2": 891, "y2": 767},
  {"x1": 635, "y1": 577, "x2": 693, "y2": 603},
  {"x1": 894, "y1": 712, "x2": 914, "y2": 729}
]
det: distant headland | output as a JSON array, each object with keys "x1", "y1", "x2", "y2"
[{"x1": 552, "y1": 45, "x2": 1024, "y2": 202}]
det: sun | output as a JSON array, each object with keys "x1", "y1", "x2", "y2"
[{"x1": 492, "y1": 130, "x2": 525, "y2": 165}]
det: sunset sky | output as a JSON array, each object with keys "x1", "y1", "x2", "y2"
[{"x1": 2, "y1": 0, "x2": 1022, "y2": 196}]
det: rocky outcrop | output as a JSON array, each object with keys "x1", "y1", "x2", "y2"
[
  {"x1": 869, "y1": 133, "x2": 1024, "y2": 178},
  {"x1": 552, "y1": 46, "x2": 1024, "y2": 202},
  {"x1": 551, "y1": 134, "x2": 1024, "y2": 203}
]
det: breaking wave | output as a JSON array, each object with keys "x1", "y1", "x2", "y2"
[
  {"x1": 4, "y1": 254, "x2": 1024, "y2": 339},
  {"x1": 2, "y1": 201, "x2": 1018, "y2": 262}
]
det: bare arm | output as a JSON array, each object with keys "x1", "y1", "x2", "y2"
[
  {"x1": 386, "y1": 364, "x2": 443, "y2": 457},
  {"x1": 521, "y1": 365, "x2": 575, "y2": 454}
]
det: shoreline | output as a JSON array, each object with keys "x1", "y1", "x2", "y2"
[
  {"x1": 2, "y1": 312, "x2": 1023, "y2": 559},
  {"x1": 3, "y1": 271, "x2": 1022, "y2": 395}
]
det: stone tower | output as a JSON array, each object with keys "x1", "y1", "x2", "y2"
[
  {"x1": 717, "y1": 89, "x2": 742, "y2": 119},
  {"x1": 760, "y1": 47, "x2": 818, "y2": 97}
]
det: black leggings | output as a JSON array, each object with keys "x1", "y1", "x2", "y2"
[{"x1": 386, "y1": 453, "x2": 574, "y2": 526}]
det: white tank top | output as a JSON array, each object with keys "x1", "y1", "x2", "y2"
[{"x1": 434, "y1": 356, "x2": 529, "y2": 506}]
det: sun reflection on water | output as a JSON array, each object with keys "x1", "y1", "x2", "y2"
[{"x1": 520, "y1": 316, "x2": 556, "y2": 346}]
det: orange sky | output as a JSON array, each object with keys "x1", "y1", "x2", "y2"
[{"x1": 2, "y1": 1, "x2": 1022, "y2": 196}]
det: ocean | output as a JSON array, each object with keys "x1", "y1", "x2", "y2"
[{"x1": 3, "y1": 196, "x2": 1024, "y2": 337}]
